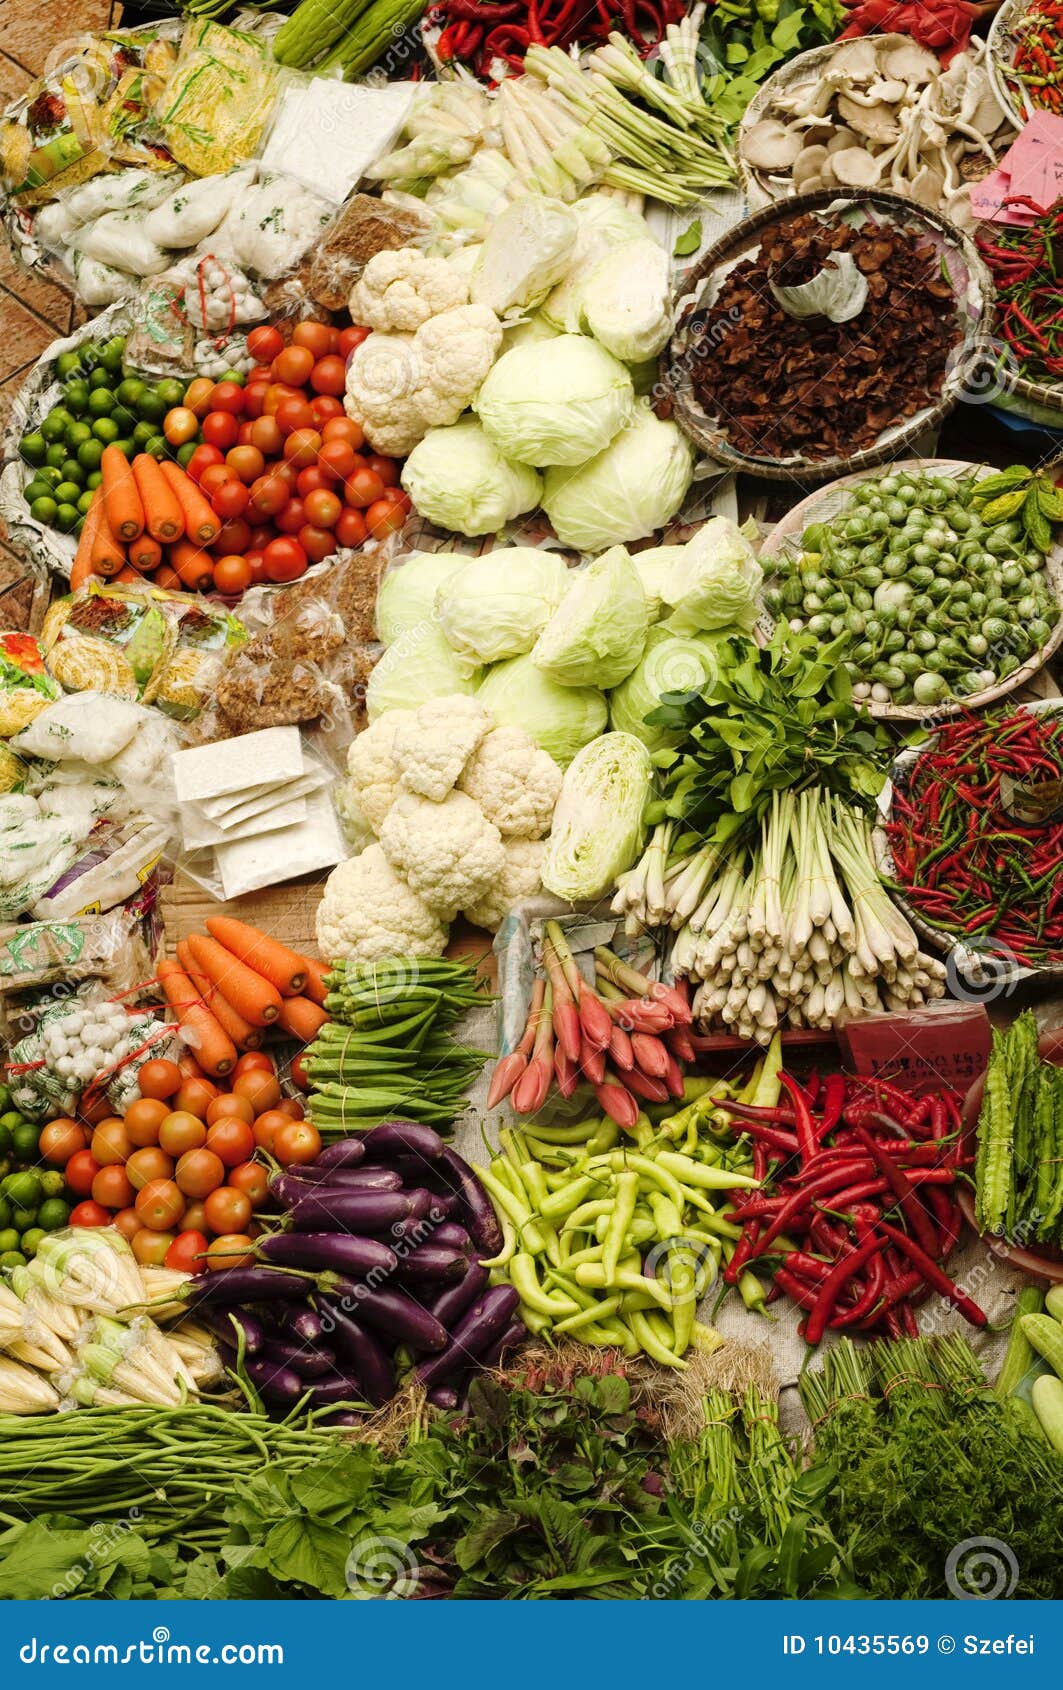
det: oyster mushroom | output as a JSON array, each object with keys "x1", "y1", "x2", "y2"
[
  {"x1": 825, "y1": 36, "x2": 882, "y2": 78},
  {"x1": 792, "y1": 144, "x2": 829, "y2": 187},
  {"x1": 826, "y1": 127, "x2": 861, "y2": 153},
  {"x1": 909, "y1": 161, "x2": 946, "y2": 206},
  {"x1": 743, "y1": 118, "x2": 804, "y2": 170},
  {"x1": 867, "y1": 77, "x2": 910, "y2": 102},
  {"x1": 837, "y1": 94, "x2": 900, "y2": 141},
  {"x1": 881, "y1": 40, "x2": 940, "y2": 81},
  {"x1": 775, "y1": 80, "x2": 839, "y2": 120},
  {"x1": 830, "y1": 147, "x2": 884, "y2": 187}
]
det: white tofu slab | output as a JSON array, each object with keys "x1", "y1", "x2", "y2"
[
  {"x1": 171, "y1": 728, "x2": 303, "y2": 805},
  {"x1": 181, "y1": 796, "x2": 309, "y2": 852},
  {"x1": 204, "y1": 764, "x2": 329, "y2": 833},
  {"x1": 215, "y1": 787, "x2": 345, "y2": 899},
  {"x1": 199, "y1": 779, "x2": 293, "y2": 822},
  {"x1": 260, "y1": 81, "x2": 417, "y2": 204}
]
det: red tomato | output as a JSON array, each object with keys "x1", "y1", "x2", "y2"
[
  {"x1": 297, "y1": 465, "x2": 330, "y2": 498},
  {"x1": 272, "y1": 345, "x2": 315, "y2": 387},
  {"x1": 298, "y1": 524, "x2": 335, "y2": 564},
  {"x1": 206, "y1": 1119, "x2": 256, "y2": 1167},
  {"x1": 242, "y1": 383, "x2": 267, "y2": 420},
  {"x1": 274, "y1": 1121, "x2": 322, "y2": 1167},
  {"x1": 248, "y1": 476, "x2": 290, "y2": 519},
  {"x1": 212, "y1": 479, "x2": 250, "y2": 520},
  {"x1": 202, "y1": 411, "x2": 239, "y2": 451},
  {"x1": 166, "y1": 1230, "x2": 209, "y2": 1274},
  {"x1": 212, "y1": 517, "x2": 253, "y2": 556},
  {"x1": 135, "y1": 1178, "x2": 185, "y2": 1231},
  {"x1": 210, "y1": 381, "x2": 246, "y2": 416},
  {"x1": 225, "y1": 444, "x2": 266, "y2": 485},
  {"x1": 366, "y1": 453, "x2": 401, "y2": 487},
  {"x1": 275, "y1": 397, "x2": 315, "y2": 437},
  {"x1": 207, "y1": 1094, "x2": 255, "y2": 1127},
  {"x1": 213, "y1": 554, "x2": 253, "y2": 596},
  {"x1": 66, "y1": 1149, "x2": 102, "y2": 1198},
  {"x1": 323, "y1": 416, "x2": 365, "y2": 450},
  {"x1": 310, "y1": 355, "x2": 346, "y2": 397},
  {"x1": 338, "y1": 326, "x2": 371, "y2": 358},
  {"x1": 207, "y1": 1234, "x2": 254, "y2": 1271},
  {"x1": 275, "y1": 1097, "x2": 305, "y2": 1121},
  {"x1": 252, "y1": 1110, "x2": 289, "y2": 1154},
  {"x1": 125, "y1": 1147, "x2": 174, "y2": 1191},
  {"x1": 271, "y1": 460, "x2": 299, "y2": 493},
  {"x1": 174, "y1": 1078, "x2": 219, "y2": 1119},
  {"x1": 247, "y1": 325, "x2": 285, "y2": 364},
  {"x1": 138, "y1": 1058, "x2": 183, "y2": 1100},
  {"x1": 246, "y1": 550, "x2": 267, "y2": 584},
  {"x1": 69, "y1": 1200, "x2": 111, "y2": 1228},
  {"x1": 234, "y1": 1070, "x2": 282, "y2": 1113},
  {"x1": 248, "y1": 525, "x2": 274, "y2": 550},
  {"x1": 366, "y1": 496, "x2": 407, "y2": 539},
  {"x1": 233, "y1": 1052, "x2": 276, "y2": 1078},
  {"x1": 292, "y1": 321, "x2": 334, "y2": 359},
  {"x1": 175, "y1": 1149, "x2": 225, "y2": 1200},
  {"x1": 334, "y1": 506, "x2": 367, "y2": 549},
  {"x1": 92, "y1": 1165, "x2": 136, "y2": 1209},
  {"x1": 345, "y1": 466, "x2": 385, "y2": 507},
  {"x1": 159, "y1": 1111, "x2": 207, "y2": 1157},
  {"x1": 289, "y1": 1053, "x2": 311, "y2": 1092},
  {"x1": 39, "y1": 1119, "x2": 88, "y2": 1165},
  {"x1": 187, "y1": 444, "x2": 223, "y2": 483},
  {"x1": 274, "y1": 497, "x2": 306, "y2": 535},
  {"x1": 235, "y1": 420, "x2": 255, "y2": 447},
  {"x1": 112, "y1": 1207, "x2": 142, "y2": 1242},
  {"x1": 249, "y1": 416, "x2": 284, "y2": 457},
  {"x1": 309, "y1": 395, "x2": 344, "y2": 427},
  {"x1": 184, "y1": 377, "x2": 215, "y2": 418},
  {"x1": 318, "y1": 440, "x2": 358, "y2": 482},
  {"x1": 262, "y1": 382, "x2": 302, "y2": 416},
  {"x1": 283, "y1": 427, "x2": 322, "y2": 468},
  {"x1": 263, "y1": 536, "x2": 308, "y2": 582},
  {"x1": 304, "y1": 488, "x2": 342, "y2": 528},
  {"x1": 204, "y1": 1185, "x2": 253, "y2": 1234},
  {"x1": 199, "y1": 463, "x2": 235, "y2": 498},
  {"x1": 229, "y1": 1161, "x2": 270, "y2": 1205},
  {"x1": 133, "y1": 1229, "x2": 175, "y2": 1266}
]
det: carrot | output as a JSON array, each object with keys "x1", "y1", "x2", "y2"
[
  {"x1": 159, "y1": 459, "x2": 220, "y2": 547},
  {"x1": 71, "y1": 489, "x2": 105, "y2": 587},
  {"x1": 112, "y1": 565, "x2": 142, "y2": 584},
  {"x1": 69, "y1": 552, "x2": 100, "y2": 590},
  {"x1": 132, "y1": 454, "x2": 184, "y2": 543},
  {"x1": 157, "y1": 959, "x2": 236, "y2": 1078},
  {"x1": 129, "y1": 532, "x2": 163, "y2": 573},
  {"x1": 294, "y1": 955, "x2": 331, "y2": 1006},
  {"x1": 275, "y1": 994, "x2": 328, "y2": 1044},
  {"x1": 169, "y1": 538, "x2": 215, "y2": 593},
  {"x1": 101, "y1": 445, "x2": 144, "y2": 542},
  {"x1": 186, "y1": 932, "x2": 283, "y2": 1027},
  {"x1": 90, "y1": 499, "x2": 126, "y2": 579},
  {"x1": 154, "y1": 564, "x2": 183, "y2": 592},
  {"x1": 205, "y1": 915, "x2": 308, "y2": 996},
  {"x1": 177, "y1": 939, "x2": 263, "y2": 1051}
]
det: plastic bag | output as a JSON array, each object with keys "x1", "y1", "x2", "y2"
[{"x1": 0, "y1": 907, "x2": 154, "y2": 1046}]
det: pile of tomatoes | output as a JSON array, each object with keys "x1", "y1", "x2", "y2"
[
  {"x1": 38, "y1": 1050, "x2": 322, "y2": 1274},
  {"x1": 162, "y1": 320, "x2": 408, "y2": 595}
]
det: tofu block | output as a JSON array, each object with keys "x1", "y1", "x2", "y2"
[
  {"x1": 171, "y1": 728, "x2": 303, "y2": 804},
  {"x1": 182, "y1": 796, "x2": 309, "y2": 851},
  {"x1": 215, "y1": 788, "x2": 345, "y2": 899}
]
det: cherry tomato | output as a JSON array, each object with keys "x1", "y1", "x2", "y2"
[
  {"x1": 175, "y1": 1149, "x2": 225, "y2": 1200},
  {"x1": 235, "y1": 1070, "x2": 282, "y2": 1114},
  {"x1": 65, "y1": 1150, "x2": 102, "y2": 1198},
  {"x1": 124, "y1": 1097, "x2": 168, "y2": 1146},
  {"x1": 210, "y1": 381, "x2": 245, "y2": 416},
  {"x1": 338, "y1": 326, "x2": 371, "y2": 358},
  {"x1": 132, "y1": 1228, "x2": 175, "y2": 1266},
  {"x1": 181, "y1": 1200, "x2": 209, "y2": 1234},
  {"x1": 283, "y1": 427, "x2": 322, "y2": 468},
  {"x1": 204, "y1": 1185, "x2": 253, "y2": 1234},
  {"x1": 272, "y1": 345, "x2": 315, "y2": 387},
  {"x1": 366, "y1": 454, "x2": 401, "y2": 487},
  {"x1": 247, "y1": 325, "x2": 285, "y2": 364},
  {"x1": 212, "y1": 478, "x2": 250, "y2": 520},
  {"x1": 248, "y1": 476, "x2": 290, "y2": 519},
  {"x1": 310, "y1": 355, "x2": 347, "y2": 397},
  {"x1": 248, "y1": 524, "x2": 275, "y2": 550},
  {"x1": 207, "y1": 1234, "x2": 255, "y2": 1271},
  {"x1": 274, "y1": 497, "x2": 307, "y2": 535},
  {"x1": 275, "y1": 1097, "x2": 306, "y2": 1121},
  {"x1": 262, "y1": 382, "x2": 301, "y2": 417},
  {"x1": 233, "y1": 1052, "x2": 276, "y2": 1078},
  {"x1": 366, "y1": 496, "x2": 407, "y2": 539},
  {"x1": 166, "y1": 1229, "x2": 209, "y2": 1274},
  {"x1": 69, "y1": 1200, "x2": 111, "y2": 1228},
  {"x1": 292, "y1": 321, "x2": 334, "y2": 359},
  {"x1": 263, "y1": 536, "x2": 308, "y2": 583},
  {"x1": 92, "y1": 1164, "x2": 136, "y2": 1209},
  {"x1": 206, "y1": 1118, "x2": 256, "y2": 1167},
  {"x1": 309, "y1": 395, "x2": 344, "y2": 427},
  {"x1": 243, "y1": 382, "x2": 267, "y2": 420},
  {"x1": 235, "y1": 420, "x2": 256, "y2": 447},
  {"x1": 298, "y1": 524, "x2": 335, "y2": 565},
  {"x1": 249, "y1": 416, "x2": 284, "y2": 457},
  {"x1": 304, "y1": 488, "x2": 342, "y2": 528},
  {"x1": 323, "y1": 416, "x2": 365, "y2": 450},
  {"x1": 319, "y1": 440, "x2": 359, "y2": 483},
  {"x1": 274, "y1": 1121, "x2": 322, "y2": 1167},
  {"x1": 246, "y1": 550, "x2": 267, "y2": 585},
  {"x1": 175, "y1": 1078, "x2": 219, "y2": 1119},
  {"x1": 345, "y1": 466, "x2": 385, "y2": 507},
  {"x1": 39, "y1": 1118, "x2": 87, "y2": 1165},
  {"x1": 229, "y1": 1161, "x2": 270, "y2": 1206},
  {"x1": 199, "y1": 463, "x2": 235, "y2": 498},
  {"x1": 275, "y1": 397, "x2": 316, "y2": 438},
  {"x1": 271, "y1": 460, "x2": 299, "y2": 492},
  {"x1": 160, "y1": 1111, "x2": 208, "y2": 1157},
  {"x1": 252, "y1": 1109, "x2": 289, "y2": 1154},
  {"x1": 125, "y1": 1146, "x2": 174, "y2": 1191},
  {"x1": 202, "y1": 411, "x2": 239, "y2": 450},
  {"x1": 112, "y1": 1207, "x2": 142, "y2": 1242},
  {"x1": 164, "y1": 406, "x2": 199, "y2": 447},
  {"x1": 184, "y1": 377, "x2": 215, "y2": 418},
  {"x1": 289, "y1": 1053, "x2": 311, "y2": 1092},
  {"x1": 334, "y1": 507, "x2": 367, "y2": 549},
  {"x1": 92, "y1": 1119, "x2": 133, "y2": 1166},
  {"x1": 136, "y1": 1178, "x2": 186, "y2": 1231},
  {"x1": 225, "y1": 444, "x2": 266, "y2": 485},
  {"x1": 187, "y1": 444, "x2": 224, "y2": 482},
  {"x1": 212, "y1": 555, "x2": 253, "y2": 596},
  {"x1": 212, "y1": 517, "x2": 253, "y2": 557},
  {"x1": 297, "y1": 465, "x2": 330, "y2": 498},
  {"x1": 138, "y1": 1058, "x2": 183, "y2": 1101}
]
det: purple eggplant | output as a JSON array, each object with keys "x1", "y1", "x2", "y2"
[
  {"x1": 317, "y1": 1297, "x2": 394, "y2": 1403},
  {"x1": 333, "y1": 1283, "x2": 448, "y2": 1352},
  {"x1": 478, "y1": 1318, "x2": 527, "y2": 1369},
  {"x1": 313, "y1": 1138, "x2": 367, "y2": 1169},
  {"x1": 436, "y1": 1149, "x2": 504, "y2": 1256},
  {"x1": 303, "y1": 1375, "x2": 369, "y2": 1406},
  {"x1": 428, "y1": 1385, "x2": 459, "y2": 1409},
  {"x1": 413, "y1": 1287, "x2": 521, "y2": 1390},
  {"x1": 395, "y1": 1245, "x2": 467, "y2": 1283},
  {"x1": 322, "y1": 1411, "x2": 363, "y2": 1426},
  {"x1": 262, "y1": 1336, "x2": 336, "y2": 1378},
  {"x1": 360, "y1": 1120, "x2": 444, "y2": 1162},
  {"x1": 288, "y1": 1189, "x2": 416, "y2": 1234},
  {"x1": 207, "y1": 1308, "x2": 265, "y2": 1354},
  {"x1": 431, "y1": 1222, "x2": 472, "y2": 1251},
  {"x1": 403, "y1": 1188, "x2": 434, "y2": 1220},
  {"x1": 429, "y1": 1261, "x2": 489, "y2": 1329},
  {"x1": 258, "y1": 1232, "x2": 397, "y2": 1276},
  {"x1": 246, "y1": 1356, "x2": 305, "y2": 1402},
  {"x1": 270, "y1": 1169, "x2": 401, "y2": 1205},
  {"x1": 181, "y1": 1266, "x2": 315, "y2": 1307},
  {"x1": 273, "y1": 1306, "x2": 327, "y2": 1345}
]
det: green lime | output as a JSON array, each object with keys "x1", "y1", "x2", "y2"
[
  {"x1": 87, "y1": 387, "x2": 115, "y2": 418},
  {"x1": 132, "y1": 420, "x2": 156, "y2": 448},
  {"x1": 0, "y1": 1112, "x2": 24, "y2": 1135},
  {"x1": 111, "y1": 405, "x2": 138, "y2": 436},
  {"x1": 89, "y1": 366, "x2": 112, "y2": 390},
  {"x1": 55, "y1": 482, "x2": 82, "y2": 507},
  {"x1": 0, "y1": 1231, "x2": 16, "y2": 1257},
  {"x1": 0, "y1": 1252, "x2": 26, "y2": 1271},
  {"x1": 110, "y1": 440, "x2": 134, "y2": 461},
  {"x1": 155, "y1": 378, "x2": 186, "y2": 410},
  {"x1": 54, "y1": 503, "x2": 79, "y2": 534},
  {"x1": 37, "y1": 465, "x2": 61, "y2": 486},
  {"x1": 0, "y1": 1088, "x2": 10, "y2": 1116},
  {"x1": 45, "y1": 443, "x2": 67, "y2": 469},
  {"x1": 2, "y1": 1169, "x2": 36, "y2": 1205},
  {"x1": 19, "y1": 432, "x2": 46, "y2": 466},
  {"x1": 86, "y1": 470, "x2": 102, "y2": 491},
  {"x1": 6, "y1": 1141, "x2": 38, "y2": 1181},
  {"x1": 136, "y1": 391, "x2": 166, "y2": 426},
  {"x1": 29, "y1": 496, "x2": 58, "y2": 525},
  {"x1": 24, "y1": 480, "x2": 52, "y2": 505},
  {"x1": 100, "y1": 339, "x2": 125, "y2": 374},
  {"x1": 63, "y1": 379, "x2": 90, "y2": 415},
  {"x1": 37, "y1": 1198, "x2": 70, "y2": 1231},
  {"x1": 176, "y1": 440, "x2": 197, "y2": 468},
  {"x1": 77, "y1": 490, "x2": 94, "y2": 515},
  {"x1": 59, "y1": 461, "x2": 84, "y2": 487},
  {"x1": 39, "y1": 1170, "x2": 65, "y2": 1198},
  {"x1": 117, "y1": 377, "x2": 146, "y2": 408},
  {"x1": 0, "y1": 1125, "x2": 10, "y2": 1159},
  {"x1": 41, "y1": 409, "x2": 71, "y2": 442},
  {"x1": 144, "y1": 434, "x2": 168, "y2": 459},
  {"x1": 91, "y1": 417, "x2": 119, "y2": 444},
  {"x1": 77, "y1": 438, "x2": 104, "y2": 472},
  {"x1": 219, "y1": 370, "x2": 246, "y2": 387},
  {"x1": 19, "y1": 1228, "x2": 44, "y2": 1256},
  {"x1": 64, "y1": 420, "x2": 92, "y2": 447},
  {"x1": 55, "y1": 350, "x2": 82, "y2": 379}
]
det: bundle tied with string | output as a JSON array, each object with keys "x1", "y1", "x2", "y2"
[{"x1": 5, "y1": 987, "x2": 180, "y2": 1121}]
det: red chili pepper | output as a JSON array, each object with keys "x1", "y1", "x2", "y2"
[
  {"x1": 804, "y1": 1231, "x2": 885, "y2": 1346},
  {"x1": 852, "y1": 1126, "x2": 940, "y2": 1258},
  {"x1": 875, "y1": 1220, "x2": 987, "y2": 1328},
  {"x1": 779, "y1": 1072, "x2": 818, "y2": 1167}
]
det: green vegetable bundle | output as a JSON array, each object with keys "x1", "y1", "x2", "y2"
[{"x1": 975, "y1": 1010, "x2": 1063, "y2": 1243}]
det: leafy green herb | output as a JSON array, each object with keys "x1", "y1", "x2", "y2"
[{"x1": 674, "y1": 221, "x2": 702, "y2": 257}]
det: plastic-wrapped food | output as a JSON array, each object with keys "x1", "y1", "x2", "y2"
[
  {"x1": 143, "y1": 165, "x2": 254, "y2": 248},
  {"x1": 32, "y1": 815, "x2": 170, "y2": 922},
  {"x1": 307, "y1": 194, "x2": 430, "y2": 312},
  {"x1": 71, "y1": 211, "x2": 171, "y2": 277},
  {"x1": 171, "y1": 252, "x2": 265, "y2": 331},
  {"x1": 58, "y1": 167, "x2": 182, "y2": 226},
  {"x1": 0, "y1": 909, "x2": 154, "y2": 1046},
  {"x1": 69, "y1": 252, "x2": 132, "y2": 307},
  {"x1": 156, "y1": 21, "x2": 280, "y2": 176},
  {"x1": 7, "y1": 992, "x2": 176, "y2": 1121},
  {"x1": 10, "y1": 691, "x2": 145, "y2": 764},
  {"x1": 223, "y1": 173, "x2": 334, "y2": 281},
  {"x1": 0, "y1": 633, "x2": 60, "y2": 738}
]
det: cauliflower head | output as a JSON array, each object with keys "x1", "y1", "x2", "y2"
[
  {"x1": 380, "y1": 789, "x2": 505, "y2": 919},
  {"x1": 344, "y1": 331, "x2": 426, "y2": 459},
  {"x1": 342, "y1": 711, "x2": 413, "y2": 834},
  {"x1": 315, "y1": 844, "x2": 449, "y2": 964},
  {"x1": 349, "y1": 247, "x2": 468, "y2": 333},
  {"x1": 392, "y1": 694, "x2": 492, "y2": 802},
  {"x1": 458, "y1": 725, "x2": 561, "y2": 839},
  {"x1": 464, "y1": 837, "x2": 546, "y2": 931},
  {"x1": 414, "y1": 304, "x2": 503, "y2": 427}
]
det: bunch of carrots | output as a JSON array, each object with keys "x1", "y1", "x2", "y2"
[
  {"x1": 157, "y1": 917, "x2": 330, "y2": 1083},
  {"x1": 72, "y1": 446, "x2": 227, "y2": 595}
]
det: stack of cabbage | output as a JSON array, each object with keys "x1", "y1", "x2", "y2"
[{"x1": 343, "y1": 195, "x2": 694, "y2": 547}]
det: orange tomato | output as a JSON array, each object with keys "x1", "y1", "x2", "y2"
[
  {"x1": 124, "y1": 1096, "x2": 168, "y2": 1146},
  {"x1": 159, "y1": 1111, "x2": 209, "y2": 1157},
  {"x1": 204, "y1": 1185, "x2": 252, "y2": 1234},
  {"x1": 206, "y1": 1094, "x2": 255, "y2": 1128},
  {"x1": 135, "y1": 1178, "x2": 186, "y2": 1232},
  {"x1": 233, "y1": 1052, "x2": 276, "y2": 1079},
  {"x1": 291, "y1": 321, "x2": 334, "y2": 359},
  {"x1": 229, "y1": 1160, "x2": 270, "y2": 1206},
  {"x1": 112, "y1": 1206, "x2": 142, "y2": 1242},
  {"x1": 91, "y1": 1119, "x2": 133, "y2": 1167},
  {"x1": 175, "y1": 1148, "x2": 226, "y2": 1200},
  {"x1": 132, "y1": 1228, "x2": 175, "y2": 1266},
  {"x1": 39, "y1": 1118, "x2": 87, "y2": 1165},
  {"x1": 272, "y1": 345, "x2": 315, "y2": 387},
  {"x1": 274, "y1": 1121, "x2": 322, "y2": 1167},
  {"x1": 175, "y1": 1078, "x2": 219, "y2": 1119},
  {"x1": 137, "y1": 1059, "x2": 183, "y2": 1101},
  {"x1": 252, "y1": 1109, "x2": 290, "y2": 1154},
  {"x1": 207, "y1": 1234, "x2": 255, "y2": 1271},
  {"x1": 126, "y1": 1146, "x2": 175, "y2": 1191},
  {"x1": 92, "y1": 1164, "x2": 135, "y2": 1210},
  {"x1": 163, "y1": 406, "x2": 199, "y2": 447},
  {"x1": 206, "y1": 1119, "x2": 256, "y2": 1168},
  {"x1": 184, "y1": 377, "x2": 215, "y2": 418}
]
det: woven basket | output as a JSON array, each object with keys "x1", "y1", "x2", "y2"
[
  {"x1": 666, "y1": 188, "x2": 995, "y2": 483},
  {"x1": 759, "y1": 457, "x2": 1063, "y2": 720},
  {"x1": 986, "y1": 0, "x2": 1037, "y2": 127}
]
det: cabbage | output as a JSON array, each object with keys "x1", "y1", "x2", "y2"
[
  {"x1": 436, "y1": 548, "x2": 570, "y2": 673},
  {"x1": 607, "y1": 627, "x2": 726, "y2": 751},
  {"x1": 542, "y1": 731, "x2": 652, "y2": 901},
  {"x1": 632, "y1": 545, "x2": 685, "y2": 621},
  {"x1": 470, "y1": 196, "x2": 576, "y2": 314},
  {"x1": 542, "y1": 406, "x2": 694, "y2": 551},
  {"x1": 532, "y1": 545, "x2": 649, "y2": 690},
  {"x1": 582, "y1": 240, "x2": 672, "y2": 364},
  {"x1": 475, "y1": 335, "x2": 633, "y2": 468},
  {"x1": 375, "y1": 550, "x2": 466, "y2": 644},
  {"x1": 401, "y1": 419, "x2": 542, "y2": 538},
  {"x1": 366, "y1": 623, "x2": 480, "y2": 721},
  {"x1": 500, "y1": 314, "x2": 560, "y2": 354},
  {"x1": 662, "y1": 517, "x2": 763, "y2": 634},
  {"x1": 541, "y1": 193, "x2": 652, "y2": 334},
  {"x1": 476, "y1": 655, "x2": 606, "y2": 769}
]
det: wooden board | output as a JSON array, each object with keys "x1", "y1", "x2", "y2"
[{"x1": 160, "y1": 869, "x2": 328, "y2": 959}]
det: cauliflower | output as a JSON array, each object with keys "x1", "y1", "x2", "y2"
[
  {"x1": 380, "y1": 790, "x2": 505, "y2": 919},
  {"x1": 464, "y1": 837, "x2": 546, "y2": 932},
  {"x1": 342, "y1": 711, "x2": 413, "y2": 834},
  {"x1": 392, "y1": 695, "x2": 492, "y2": 802},
  {"x1": 344, "y1": 305, "x2": 502, "y2": 456},
  {"x1": 344, "y1": 332, "x2": 425, "y2": 458},
  {"x1": 459, "y1": 726, "x2": 561, "y2": 839},
  {"x1": 349, "y1": 247, "x2": 468, "y2": 332},
  {"x1": 315, "y1": 844, "x2": 448, "y2": 964}
]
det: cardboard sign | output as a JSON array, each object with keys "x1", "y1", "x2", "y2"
[{"x1": 838, "y1": 1004, "x2": 992, "y2": 1094}]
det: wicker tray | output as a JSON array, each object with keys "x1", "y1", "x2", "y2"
[
  {"x1": 986, "y1": 0, "x2": 1036, "y2": 128},
  {"x1": 760, "y1": 457, "x2": 1063, "y2": 721},
  {"x1": 666, "y1": 188, "x2": 995, "y2": 483}
]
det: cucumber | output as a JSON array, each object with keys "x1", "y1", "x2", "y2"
[
  {"x1": 1032, "y1": 1374, "x2": 1063, "y2": 1457},
  {"x1": 995, "y1": 1284, "x2": 1044, "y2": 1397}
]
